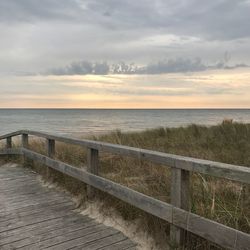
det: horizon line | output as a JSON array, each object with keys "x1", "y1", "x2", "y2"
[{"x1": 0, "y1": 108, "x2": 250, "y2": 110}]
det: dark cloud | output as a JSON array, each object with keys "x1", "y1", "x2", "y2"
[
  {"x1": 44, "y1": 57, "x2": 249, "y2": 75},
  {"x1": 47, "y1": 61, "x2": 110, "y2": 75}
]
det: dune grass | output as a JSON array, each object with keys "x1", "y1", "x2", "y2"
[{"x1": 2, "y1": 121, "x2": 250, "y2": 249}]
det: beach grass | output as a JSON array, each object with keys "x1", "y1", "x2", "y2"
[{"x1": 2, "y1": 121, "x2": 250, "y2": 249}]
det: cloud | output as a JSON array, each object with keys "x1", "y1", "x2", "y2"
[
  {"x1": 0, "y1": 0, "x2": 250, "y2": 76},
  {"x1": 0, "y1": 0, "x2": 81, "y2": 23},
  {"x1": 44, "y1": 57, "x2": 249, "y2": 75},
  {"x1": 144, "y1": 58, "x2": 206, "y2": 74},
  {"x1": 2, "y1": 0, "x2": 249, "y2": 40},
  {"x1": 47, "y1": 61, "x2": 110, "y2": 75}
]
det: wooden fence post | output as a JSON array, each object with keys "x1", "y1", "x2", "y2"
[
  {"x1": 170, "y1": 168, "x2": 190, "y2": 247},
  {"x1": 21, "y1": 133, "x2": 29, "y2": 165},
  {"x1": 46, "y1": 139, "x2": 55, "y2": 179},
  {"x1": 6, "y1": 137, "x2": 12, "y2": 149},
  {"x1": 47, "y1": 139, "x2": 55, "y2": 158},
  {"x1": 87, "y1": 147, "x2": 99, "y2": 199},
  {"x1": 22, "y1": 134, "x2": 29, "y2": 148}
]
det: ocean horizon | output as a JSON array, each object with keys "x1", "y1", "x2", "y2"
[{"x1": 1, "y1": 108, "x2": 250, "y2": 137}]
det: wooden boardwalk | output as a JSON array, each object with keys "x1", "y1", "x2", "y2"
[{"x1": 0, "y1": 164, "x2": 136, "y2": 250}]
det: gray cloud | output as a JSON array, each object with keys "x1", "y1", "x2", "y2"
[
  {"x1": 0, "y1": 0, "x2": 80, "y2": 23},
  {"x1": 1, "y1": 0, "x2": 250, "y2": 40},
  {"x1": 47, "y1": 61, "x2": 110, "y2": 75},
  {"x1": 0, "y1": 0, "x2": 250, "y2": 76},
  {"x1": 44, "y1": 57, "x2": 249, "y2": 75}
]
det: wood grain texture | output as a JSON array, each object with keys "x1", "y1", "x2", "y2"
[
  {"x1": 6, "y1": 137, "x2": 12, "y2": 149},
  {"x1": 0, "y1": 148, "x2": 23, "y2": 155},
  {"x1": 87, "y1": 147, "x2": 99, "y2": 199},
  {"x1": 170, "y1": 168, "x2": 190, "y2": 245},
  {"x1": 47, "y1": 139, "x2": 55, "y2": 158},
  {"x1": 0, "y1": 164, "x2": 136, "y2": 250},
  {"x1": 22, "y1": 133, "x2": 28, "y2": 148}
]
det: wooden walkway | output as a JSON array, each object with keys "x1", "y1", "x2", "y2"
[{"x1": 0, "y1": 164, "x2": 136, "y2": 250}]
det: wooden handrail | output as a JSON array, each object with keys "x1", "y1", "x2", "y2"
[
  {"x1": 0, "y1": 130, "x2": 249, "y2": 184},
  {"x1": 0, "y1": 130, "x2": 250, "y2": 249}
]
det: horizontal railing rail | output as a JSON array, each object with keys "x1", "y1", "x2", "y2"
[
  {"x1": 0, "y1": 130, "x2": 249, "y2": 249},
  {"x1": 1, "y1": 130, "x2": 249, "y2": 184}
]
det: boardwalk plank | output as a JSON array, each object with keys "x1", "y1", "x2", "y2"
[
  {"x1": 44, "y1": 228, "x2": 119, "y2": 250},
  {"x1": 0, "y1": 217, "x2": 94, "y2": 246},
  {"x1": 73, "y1": 233, "x2": 128, "y2": 250},
  {"x1": 100, "y1": 238, "x2": 137, "y2": 250},
  {"x1": 0, "y1": 164, "x2": 136, "y2": 250},
  {"x1": 2, "y1": 221, "x2": 99, "y2": 249}
]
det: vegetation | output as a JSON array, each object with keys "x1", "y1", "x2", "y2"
[{"x1": 2, "y1": 121, "x2": 250, "y2": 249}]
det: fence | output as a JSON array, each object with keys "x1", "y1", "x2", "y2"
[{"x1": 0, "y1": 130, "x2": 250, "y2": 249}]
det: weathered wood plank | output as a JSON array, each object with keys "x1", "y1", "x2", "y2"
[
  {"x1": 21, "y1": 148, "x2": 250, "y2": 250},
  {"x1": 170, "y1": 168, "x2": 190, "y2": 245},
  {"x1": 22, "y1": 133, "x2": 28, "y2": 148},
  {"x1": 100, "y1": 238, "x2": 136, "y2": 250},
  {"x1": 0, "y1": 214, "x2": 91, "y2": 239},
  {"x1": 0, "y1": 218, "x2": 95, "y2": 246},
  {"x1": 73, "y1": 233, "x2": 127, "y2": 250},
  {"x1": 0, "y1": 206, "x2": 74, "y2": 233},
  {"x1": 0, "y1": 201, "x2": 73, "y2": 223},
  {"x1": 0, "y1": 195, "x2": 70, "y2": 212},
  {"x1": 87, "y1": 147, "x2": 99, "y2": 199},
  {"x1": 0, "y1": 130, "x2": 22, "y2": 140},
  {"x1": 0, "y1": 203, "x2": 74, "y2": 226},
  {"x1": 46, "y1": 138, "x2": 55, "y2": 179},
  {"x1": 47, "y1": 138, "x2": 55, "y2": 158},
  {"x1": 6, "y1": 137, "x2": 12, "y2": 149},
  {"x1": 0, "y1": 148, "x2": 23, "y2": 155},
  {"x1": 44, "y1": 228, "x2": 119, "y2": 250},
  {"x1": 0, "y1": 165, "x2": 135, "y2": 250},
  {"x1": 25, "y1": 225, "x2": 108, "y2": 249},
  {"x1": 2, "y1": 220, "x2": 100, "y2": 249}
]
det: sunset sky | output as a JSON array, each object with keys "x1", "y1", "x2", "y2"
[{"x1": 0, "y1": 0, "x2": 250, "y2": 108}]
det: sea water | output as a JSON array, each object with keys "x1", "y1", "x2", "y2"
[{"x1": 0, "y1": 109, "x2": 250, "y2": 137}]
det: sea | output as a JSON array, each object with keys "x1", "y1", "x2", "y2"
[{"x1": 0, "y1": 109, "x2": 250, "y2": 137}]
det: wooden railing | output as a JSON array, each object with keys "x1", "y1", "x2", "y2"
[{"x1": 0, "y1": 130, "x2": 250, "y2": 249}]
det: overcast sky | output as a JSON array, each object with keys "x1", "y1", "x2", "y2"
[{"x1": 0, "y1": 0, "x2": 250, "y2": 108}]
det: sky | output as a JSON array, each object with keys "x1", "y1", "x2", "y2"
[{"x1": 0, "y1": 0, "x2": 250, "y2": 108}]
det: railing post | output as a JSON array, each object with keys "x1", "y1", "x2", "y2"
[
  {"x1": 46, "y1": 139, "x2": 55, "y2": 179},
  {"x1": 22, "y1": 134, "x2": 29, "y2": 148},
  {"x1": 47, "y1": 139, "x2": 55, "y2": 158},
  {"x1": 21, "y1": 133, "x2": 29, "y2": 165},
  {"x1": 87, "y1": 147, "x2": 99, "y2": 199},
  {"x1": 6, "y1": 137, "x2": 12, "y2": 149},
  {"x1": 170, "y1": 168, "x2": 190, "y2": 247}
]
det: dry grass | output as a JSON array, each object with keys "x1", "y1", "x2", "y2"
[{"x1": 2, "y1": 121, "x2": 250, "y2": 249}]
